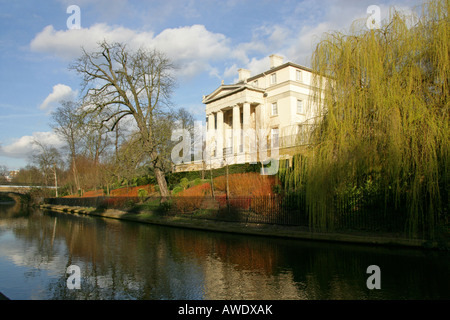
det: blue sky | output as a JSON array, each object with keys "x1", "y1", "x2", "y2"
[{"x1": 0, "y1": 0, "x2": 418, "y2": 170}]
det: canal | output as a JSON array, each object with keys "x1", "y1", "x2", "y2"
[{"x1": 0, "y1": 202, "x2": 449, "y2": 300}]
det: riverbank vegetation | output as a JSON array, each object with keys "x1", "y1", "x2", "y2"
[{"x1": 279, "y1": 0, "x2": 449, "y2": 239}]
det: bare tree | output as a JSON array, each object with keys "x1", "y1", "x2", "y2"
[
  {"x1": 31, "y1": 140, "x2": 63, "y2": 194},
  {"x1": 71, "y1": 41, "x2": 176, "y2": 199},
  {"x1": 11, "y1": 165, "x2": 44, "y2": 186},
  {"x1": 50, "y1": 100, "x2": 84, "y2": 192},
  {"x1": 0, "y1": 165, "x2": 8, "y2": 184},
  {"x1": 82, "y1": 106, "x2": 116, "y2": 165}
]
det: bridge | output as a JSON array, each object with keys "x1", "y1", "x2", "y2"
[
  {"x1": 0, "y1": 185, "x2": 57, "y2": 205},
  {"x1": 0, "y1": 185, "x2": 33, "y2": 194},
  {"x1": 0, "y1": 185, "x2": 55, "y2": 194}
]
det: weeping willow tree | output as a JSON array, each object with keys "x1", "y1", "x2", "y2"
[{"x1": 283, "y1": 0, "x2": 449, "y2": 238}]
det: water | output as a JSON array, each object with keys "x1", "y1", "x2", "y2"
[{"x1": 0, "y1": 202, "x2": 449, "y2": 300}]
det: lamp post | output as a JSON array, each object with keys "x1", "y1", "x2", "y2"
[{"x1": 53, "y1": 163, "x2": 58, "y2": 197}]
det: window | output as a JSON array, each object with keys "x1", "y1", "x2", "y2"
[
  {"x1": 297, "y1": 99, "x2": 303, "y2": 114},
  {"x1": 271, "y1": 128, "x2": 279, "y2": 148},
  {"x1": 271, "y1": 102, "x2": 278, "y2": 116},
  {"x1": 270, "y1": 73, "x2": 277, "y2": 85},
  {"x1": 296, "y1": 70, "x2": 302, "y2": 82}
]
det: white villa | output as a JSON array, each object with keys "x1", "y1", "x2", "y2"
[{"x1": 174, "y1": 54, "x2": 320, "y2": 172}]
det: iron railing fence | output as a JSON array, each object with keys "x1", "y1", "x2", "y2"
[{"x1": 41, "y1": 191, "x2": 442, "y2": 239}]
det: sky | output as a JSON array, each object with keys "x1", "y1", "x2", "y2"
[{"x1": 0, "y1": 0, "x2": 419, "y2": 170}]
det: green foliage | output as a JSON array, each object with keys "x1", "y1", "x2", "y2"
[
  {"x1": 58, "y1": 185, "x2": 72, "y2": 197},
  {"x1": 272, "y1": 184, "x2": 283, "y2": 195},
  {"x1": 282, "y1": 0, "x2": 449, "y2": 238},
  {"x1": 138, "y1": 188, "x2": 148, "y2": 201},
  {"x1": 179, "y1": 178, "x2": 189, "y2": 189},
  {"x1": 155, "y1": 199, "x2": 173, "y2": 215},
  {"x1": 189, "y1": 178, "x2": 204, "y2": 188},
  {"x1": 134, "y1": 175, "x2": 155, "y2": 186},
  {"x1": 171, "y1": 186, "x2": 184, "y2": 195},
  {"x1": 167, "y1": 171, "x2": 202, "y2": 189}
]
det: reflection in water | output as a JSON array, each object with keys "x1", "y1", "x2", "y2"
[{"x1": 0, "y1": 204, "x2": 449, "y2": 300}]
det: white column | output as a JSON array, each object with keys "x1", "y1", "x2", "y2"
[
  {"x1": 216, "y1": 110, "x2": 224, "y2": 160},
  {"x1": 232, "y1": 105, "x2": 240, "y2": 155},
  {"x1": 243, "y1": 102, "x2": 250, "y2": 160},
  {"x1": 255, "y1": 104, "x2": 263, "y2": 164},
  {"x1": 207, "y1": 113, "x2": 215, "y2": 159}
]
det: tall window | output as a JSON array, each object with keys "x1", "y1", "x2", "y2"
[
  {"x1": 271, "y1": 102, "x2": 278, "y2": 116},
  {"x1": 297, "y1": 99, "x2": 303, "y2": 114},
  {"x1": 270, "y1": 73, "x2": 277, "y2": 85},
  {"x1": 271, "y1": 128, "x2": 279, "y2": 148},
  {"x1": 296, "y1": 70, "x2": 302, "y2": 82}
]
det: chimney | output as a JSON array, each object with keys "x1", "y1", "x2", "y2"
[
  {"x1": 238, "y1": 68, "x2": 251, "y2": 82},
  {"x1": 269, "y1": 54, "x2": 284, "y2": 69}
]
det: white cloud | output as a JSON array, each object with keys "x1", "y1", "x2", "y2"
[
  {"x1": 30, "y1": 23, "x2": 231, "y2": 78},
  {"x1": 153, "y1": 25, "x2": 230, "y2": 61},
  {"x1": 247, "y1": 56, "x2": 271, "y2": 76},
  {"x1": 28, "y1": 20, "x2": 327, "y2": 83},
  {"x1": 30, "y1": 24, "x2": 153, "y2": 61},
  {"x1": 29, "y1": 1, "x2": 420, "y2": 87},
  {"x1": 223, "y1": 63, "x2": 238, "y2": 79},
  {"x1": 0, "y1": 132, "x2": 64, "y2": 159},
  {"x1": 39, "y1": 84, "x2": 77, "y2": 112},
  {"x1": 284, "y1": 22, "x2": 334, "y2": 67}
]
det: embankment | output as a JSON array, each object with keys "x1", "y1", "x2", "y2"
[{"x1": 39, "y1": 203, "x2": 440, "y2": 249}]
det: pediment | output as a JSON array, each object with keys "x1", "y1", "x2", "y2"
[{"x1": 202, "y1": 84, "x2": 246, "y2": 104}]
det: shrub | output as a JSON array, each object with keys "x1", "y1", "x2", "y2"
[
  {"x1": 179, "y1": 178, "x2": 189, "y2": 190},
  {"x1": 189, "y1": 178, "x2": 204, "y2": 188},
  {"x1": 213, "y1": 173, "x2": 280, "y2": 197},
  {"x1": 172, "y1": 186, "x2": 184, "y2": 195},
  {"x1": 110, "y1": 184, "x2": 155, "y2": 197},
  {"x1": 173, "y1": 182, "x2": 211, "y2": 213},
  {"x1": 250, "y1": 195, "x2": 282, "y2": 216},
  {"x1": 138, "y1": 188, "x2": 148, "y2": 202}
]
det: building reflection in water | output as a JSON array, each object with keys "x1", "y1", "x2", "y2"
[{"x1": 0, "y1": 206, "x2": 448, "y2": 300}]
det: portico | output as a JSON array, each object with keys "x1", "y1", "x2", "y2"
[
  {"x1": 174, "y1": 54, "x2": 319, "y2": 172},
  {"x1": 204, "y1": 83, "x2": 266, "y2": 167}
]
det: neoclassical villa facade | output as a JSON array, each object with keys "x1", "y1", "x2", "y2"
[{"x1": 174, "y1": 54, "x2": 319, "y2": 172}]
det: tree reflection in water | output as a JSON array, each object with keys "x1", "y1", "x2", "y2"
[{"x1": 0, "y1": 205, "x2": 449, "y2": 300}]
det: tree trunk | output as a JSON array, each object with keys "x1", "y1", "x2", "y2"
[
  {"x1": 202, "y1": 159, "x2": 205, "y2": 179},
  {"x1": 154, "y1": 167, "x2": 169, "y2": 201},
  {"x1": 209, "y1": 159, "x2": 215, "y2": 200},
  {"x1": 72, "y1": 156, "x2": 80, "y2": 193},
  {"x1": 53, "y1": 164, "x2": 58, "y2": 197},
  {"x1": 226, "y1": 161, "x2": 230, "y2": 200}
]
